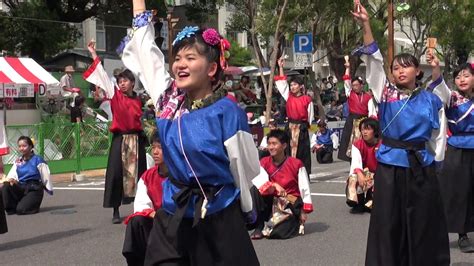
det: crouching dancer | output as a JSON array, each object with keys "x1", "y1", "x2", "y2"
[
  {"x1": 250, "y1": 129, "x2": 313, "y2": 239},
  {"x1": 2, "y1": 136, "x2": 53, "y2": 215},
  {"x1": 122, "y1": 133, "x2": 166, "y2": 265}
]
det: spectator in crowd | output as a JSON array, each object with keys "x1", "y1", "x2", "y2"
[
  {"x1": 311, "y1": 119, "x2": 339, "y2": 164},
  {"x1": 60, "y1": 65, "x2": 80, "y2": 107},
  {"x1": 70, "y1": 95, "x2": 85, "y2": 123},
  {"x1": 143, "y1": 99, "x2": 156, "y2": 121},
  {"x1": 2, "y1": 136, "x2": 53, "y2": 215},
  {"x1": 250, "y1": 129, "x2": 313, "y2": 239}
]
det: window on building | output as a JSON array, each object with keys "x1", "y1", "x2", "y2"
[
  {"x1": 74, "y1": 22, "x2": 85, "y2": 49},
  {"x1": 96, "y1": 19, "x2": 106, "y2": 51}
]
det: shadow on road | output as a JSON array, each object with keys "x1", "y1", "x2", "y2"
[
  {"x1": 40, "y1": 204, "x2": 76, "y2": 212},
  {"x1": 0, "y1": 228, "x2": 90, "y2": 251},
  {"x1": 303, "y1": 222, "x2": 329, "y2": 235}
]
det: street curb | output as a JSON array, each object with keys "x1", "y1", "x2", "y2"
[{"x1": 51, "y1": 169, "x2": 106, "y2": 183}]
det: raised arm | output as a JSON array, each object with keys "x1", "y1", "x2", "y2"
[
  {"x1": 352, "y1": 4, "x2": 386, "y2": 103},
  {"x1": 426, "y1": 50, "x2": 451, "y2": 106},
  {"x1": 122, "y1": 1, "x2": 172, "y2": 106},
  {"x1": 83, "y1": 40, "x2": 116, "y2": 98},
  {"x1": 343, "y1": 61, "x2": 351, "y2": 97},
  {"x1": 274, "y1": 57, "x2": 289, "y2": 101}
]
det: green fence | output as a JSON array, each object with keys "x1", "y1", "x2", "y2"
[{"x1": 4, "y1": 121, "x2": 111, "y2": 174}]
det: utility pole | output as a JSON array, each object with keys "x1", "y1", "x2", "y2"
[
  {"x1": 166, "y1": 2, "x2": 179, "y2": 72},
  {"x1": 387, "y1": 0, "x2": 395, "y2": 64}
]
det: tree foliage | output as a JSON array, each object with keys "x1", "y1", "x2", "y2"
[
  {"x1": 227, "y1": 39, "x2": 253, "y2": 66},
  {"x1": 0, "y1": 0, "x2": 80, "y2": 61},
  {"x1": 0, "y1": 0, "x2": 167, "y2": 61}
]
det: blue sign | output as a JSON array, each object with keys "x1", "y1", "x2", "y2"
[{"x1": 293, "y1": 33, "x2": 313, "y2": 53}]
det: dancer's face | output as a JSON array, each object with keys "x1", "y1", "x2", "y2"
[
  {"x1": 361, "y1": 125, "x2": 375, "y2": 143},
  {"x1": 290, "y1": 81, "x2": 302, "y2": 95},
  {"x1": 18, "y1": 140, "x2": 33, "y2": 157},
  {"x1": 267, "y1": 137, "x2": 286, "y2": 158},
  {"x1": 455, "y1": 69, "x2": 474, "y2": 94},
  {"x1": 352, "y1": 80, "x2": 363, "y2": 93},
  {"x1": 151, "y1": 141, "x2": 163, "y2": 166},
  {"x1": 172, "y1": 45, "x2": 217, "y2": 92},
  {"x1": 391, "y1": 60, "x2": 420, "y2": 89},
  {"x1": 118, "y1": 77, "x2": 134, "y2": 94}
]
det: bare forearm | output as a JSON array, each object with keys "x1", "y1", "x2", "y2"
[
  {"x1": 431, "y1": 65, "x2": 441, "y2": 81},
  {"x1": 133, "y1": 0, "x2": 146, "y2": 16},
  {"x1": 362, "y1": 22, "x2": 374, "y2": 46}
]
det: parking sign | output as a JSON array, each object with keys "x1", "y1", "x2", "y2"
[{"x1": 293, "y1": 33, "x2": 313, "y2": 53}]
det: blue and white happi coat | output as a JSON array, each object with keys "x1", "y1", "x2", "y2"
[
  {"x1": 357, "y1": 42, "x2": 447, "y2": 167},
  {"x1": 122, "y1": 11, "x2": 260, "y2": 218}
]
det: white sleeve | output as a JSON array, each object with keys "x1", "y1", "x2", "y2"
[
  {"x1": 83, "y1": 58, "x2": 115, "y2": 98},
  {"x1": 310, "y1": 133, "x2": 317, "y2": 148},
  {"x1": 331, "y1": 132, "x2": 339, "y2": 149},
  {"x1": 428, "y1": 107, "x2": 447, "y2": 162},
  {"x1": 224, "y1": 130, "x2": 260, "y2": 213},
  {"x1": 368, "y1": 98, "x2": 378, "y2": 118},
  {"x1": 259, "y1": 136, "x2": 268, "y2": 149},
  {"x1": 349, "y1": 144, "x2": 363, "y2": 174},
  {"x1": 122, "y1": 24, "x2": 172, "y2": 106},
  {"x1": 307, "y1": 102, "x2": 314, "y2": 124},
  {"x1": 360, "y1": 49, "x2": 386, "y2": 103},
  {"x1": 275, "y1": 79, "x2": 289, "y2": 101},
  {"x1": 38, "y1": 163, "x2": 53, "y2": 195},
  {"x1": 297, "y1": 167, "x2": 313, "y2": 210},
  {"x1": 428, "y1": 77, "x2": 452, "y2": 107},
  {"x1": 6, "y1": 164, "x2": 18, "y2": 181},
  {"x1": 134, "y1": 179, "x2": 154, "y2": 212},
  {"x1": 251, "y1": 166, "x2": 270, "y2": 189},
  {"x1": 344, "y1": 78, "x2": 351, "y2": 97}
]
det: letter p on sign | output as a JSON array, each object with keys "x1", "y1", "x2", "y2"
[{"x1": 294, "y1": 34, "x2": 313, "y2": 54}]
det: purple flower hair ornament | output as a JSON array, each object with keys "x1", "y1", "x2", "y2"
[
  {"x1": 172, "y1": 26, "x2": 199, "y2": 46},
  {"x1": 202, "y1": 28, "x2": 221, "y2": 46}
]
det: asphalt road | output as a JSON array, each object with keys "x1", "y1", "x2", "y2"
[{"x1": 1, "y1": 156, "x2": 473, "y2": 265}]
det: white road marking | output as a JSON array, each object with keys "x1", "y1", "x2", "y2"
[
  {"x1": 311, "y1": 193, "x2": 346, "y2": 197},
  {"x1": 314, "y1": 180, "x2": 346, "y2": 183},
  {"x1": 68, "y1": 181, "x2": 105, "y2": 187},
  {"x1": 55, "y1": 187, "x2": 104, "y2": 191}
]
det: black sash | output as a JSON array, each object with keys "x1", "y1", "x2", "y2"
[
  {"x1": 166, "y1": 175, "x2": 222, "y2": 238},
  {"x1": 382, "y1": 136, "x2": 426, "y2": 180}
]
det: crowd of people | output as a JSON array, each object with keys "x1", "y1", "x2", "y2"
[{"x1": 0, "y1": 1, "x2": 473, "y2": 266}]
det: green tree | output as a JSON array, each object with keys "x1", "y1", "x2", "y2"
[
  {"x1": 432, "y1": 0, "x2": 473, "y2": 79},
  {"x1": 227, "y1": 39, "x2": 253, "y2": 66},
  {"x1": 0, "y1": 0, "x2": 79, "y2": 61}
]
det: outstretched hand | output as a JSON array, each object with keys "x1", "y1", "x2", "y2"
[
  {"x1": 87, "y1": 39, "x2": 98, "y2": 59},
  {"x1": 278, "y1": 57, "x2": 285, "y2": 68},
  {"x1": 351, "y1": 2, "x2": 369, "y2": 24},
  {"x1": 425, "y1": 50, "x2": 440, "y2": 68}
]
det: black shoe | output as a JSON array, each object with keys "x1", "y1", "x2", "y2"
[
  {"x1": 458, "y1": 235, "x2": 474, "y2": 253},
  {"x1": 6, "y1": 210, "x2": 16, "y2": 215},
  {"x1": 350, "y1": 205, "x2": 365, "y2": 214},
  {"x1": 112, "y1": 208, "x2": 121, "y2": 224}
]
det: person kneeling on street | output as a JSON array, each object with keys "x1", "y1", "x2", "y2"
[
  {"x1": 346, "y1": 118, "x2": 381, "y2": 213},
  {"x1": 311, "y1": 119, "x2": 339, "y2": 164},
  {"x1": 122, "y1": 133, "x2": 167, "y2": 266},
  {"x1": 250, "y1": 129, "x2": 313, "y2": 239},
  {"x1": 2, "y1": 136, "x2": 53, "y2": 215}
]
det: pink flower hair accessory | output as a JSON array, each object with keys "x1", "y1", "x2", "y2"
[{"x1": 202, "y1": 28, "x2": 221, "y2": 46}]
